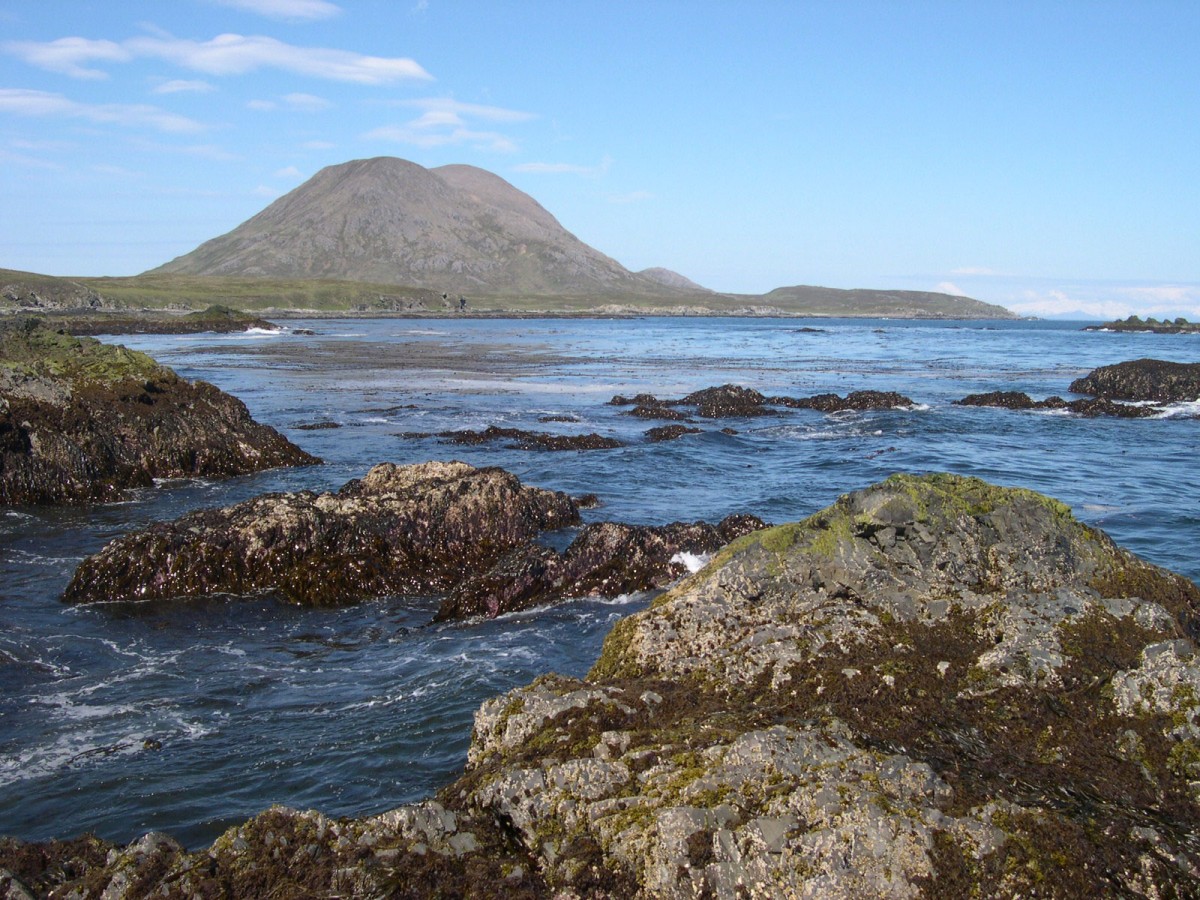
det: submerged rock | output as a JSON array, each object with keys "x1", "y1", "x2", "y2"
[
  {"x1": 609, "y1": 385, "x2": 916, "y2": 420},
  {"x1": 956, "y1": 391, "x2": 1161, "y2": 418},
  {"x1": 435, "y1": 514, "x2": 766, "y2": 621},
  {"x1": 1070, "y1": 358, "x2": 1200, "y2": 403},
  {"x1": 645, "y1": 424, "x2": 703, "y2": 442},
  {"x1": 0, "y1": 318, "x2": 318, "y2": 505},
  {"x1": 16, "y1": 474, "x2": 1200, "y2": 897},
  {"x1": 62, "y1": 461, "x2": 580, "y2": 606}
]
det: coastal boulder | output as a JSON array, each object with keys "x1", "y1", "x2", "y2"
[
  {"x1": 436, "y1": 514, "x2": 767, "y2": 621},
  {"x1": 1069, "y1": 358, "x2": 1200, "y2": 403},
  {"x1": 0, "y1": 318, "x2": 318, "y2": 505},
  {"x1": 462, "y1": 474, "x2": 1200, "y2": 896},
  {"x1": 62, "y1": 461, "x2": 580, "y2": 606}
]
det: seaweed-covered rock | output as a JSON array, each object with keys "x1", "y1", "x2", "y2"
[
  {"x1": 955, "y1": 390, "x2": 1041, "y2": 410},
  {"x1": 0, "y1": 318, "x2": 318, "y2": 505},
  {"x1": 682, "y1": 384, "x2": 773, "y2": 418},
  {"x1": 462, "y1": 474, "x2": 1200, "y2": 897},
  {"x1": 435, "y1": 515, "x2": 766, "y2": 621},
  {"x1": 1070, "y1": 358, "x2": 1200, "y2": 403},
  {"x1": 645, "y1": 424, "x2": 703, "y2": 442},
  {"x1": 437, "y1": 425, "x2": 624, "y2": 451},
  {"x1": 773, "y1": 389, "x2": 915, "y2": 412},
  {"x1": 62, "y1": 461, "x2": 580, "y2": 606},
  {"x1": 956, "y1": 391, "x2": 1160, "y2": 418}
]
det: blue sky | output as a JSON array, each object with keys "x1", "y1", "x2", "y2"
[{"x1": 1, "y1": 0, "x2": 1197, "y2": 318}]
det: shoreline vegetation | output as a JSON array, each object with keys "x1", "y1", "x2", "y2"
[{"x1": 1, "y1": 266, "x2": 1016, "y2": 321}]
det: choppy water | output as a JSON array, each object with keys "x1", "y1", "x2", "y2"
[{"x1": 2, "y1": 317, "x2": 1197, "y2": 848}]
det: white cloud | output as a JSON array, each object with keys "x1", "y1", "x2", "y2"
[
  {"x1": 364, "y1": 123, "x2": 517, "y2": 152},
  {"x1": 934, "y1": 281, "x2": 967, "y2": 297},
  {"x1": 212, "y1": 0, "x2": 342, "y2": 21},
  {"x1": 0, "y1": 87, "x2": 206, "y2": 133},
  {"x1": 274, "y1": 165, "x2": 304, "y2": 179},
  {"x1": 283, "y1": 91, "x2": 330, "y2": 111},
  {"x1": 398, "y1": 97, "x2": 535, "y2": 123},
  {"x1": 3, "y1": 37, "x2": 130, "y2": 79},
  {"x1": 246, "y1": 99, "x2": 277, "y2": 110},
  {"x1": 126, "y1": 33, "x2": 432, "y2": 84},
  {"x1": 0, "y1": 147, "x2": 64, "y2": 169},
  {"x1": 302, "y1": 139, "x2": 334, "y2": 149},
  {"x1": 362, "y1": 98, "x2": 531, "y2": 152},
  {"x1": 515, "y1": 156, "x2": 612, "y2": 177},
  {"x1": 253, "y1": 184, "x2": 282, "y2": 198},
  {"x1": 153, "y1": 79, "x2": 215, "y2": 94}
]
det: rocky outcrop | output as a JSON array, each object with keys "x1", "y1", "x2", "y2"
[
  {"x1": 435, "y1": 515, "x2": 766, "y2": 621},
  {"x1": 54, "y1": 305, "x2": 280, "y2": 336},
  {"x1": 645, "y1": 424, "x2": 702, "y2": 442},
  {"x1": 455, "y1": 474, "x2": 1200, "y2": 897},
  {"x1": 956, "y1": 391, "x2": 1160, "y2": 418},
  {"x1": 608, "y1": 385, "x2": 915, "y2": 419},
  {"x1": 62, "y1": 461, "x2": 580, "y2": 606},
  {"x1": 1084, "y1": 316, "x2": 1200, "y2": 334},
  {"x1": 434, "y1": 426, "x2": 624, "y2": 451},
  {"x1": 1069, "y1": 359, "x2": 1200, "y2": 403},
  {"x1": 0, "y1": 318, "x2": 318, "y2": 506},
  {"x1": 15, "y1": 474, "x2": 1200, "y2": 897}
]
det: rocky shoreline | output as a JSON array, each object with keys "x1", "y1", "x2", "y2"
[{"x1": 5, "y1": 473, "x2": 1200, "y2": 897}]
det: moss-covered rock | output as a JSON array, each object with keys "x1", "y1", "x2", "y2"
[{"x1": 0, "y1": 318, "x2": 318, "y2": 505}]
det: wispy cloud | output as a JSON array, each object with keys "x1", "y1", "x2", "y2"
[
  {"x1": 515, "y1": 155, "x2": 612, "y2": 177},
  {"x1": 3, "y1": 37, "x2": 130, "y2": 79},
  {"x1": 0, "y1": 146, "x2": 64, "y2": 169},
  {"x1": 253, "y1": 184, "x2": 282, "y2": 198},
  {"x1": 363, "y1": 98, "x2": 533, "y2": 152},
  {"x1": 212, "y1": 0, "x2": 342, "y2": 22},
  {"x1": 0, "y1": 87, "x2": 206, "y2": 133},
  {"x1": 273, "y1": 165, "x2": 304, "y2": 179},
  {"x1": 8, "y1": 33, "x2": 431, "y2": 85},
  {"x1": 282, "y1": 91, "x2": 330, "y2": 111},
  {"x1": 302, "y1": 139, "x2": 334, "y2": 150},
  {"x1": 125, "y1": 33, "x2": 431, "y2": 83},
  {"x1": 153, "y1": 79, "x2": 215, "y2": 94}
]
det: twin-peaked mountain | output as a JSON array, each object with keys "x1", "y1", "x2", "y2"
[
  {"x1": 151, "y1": 157, "x2": 682, "y2": 297},
  {"x1": 149, "y1": 155, "x2": 1014, "y2": 317}
]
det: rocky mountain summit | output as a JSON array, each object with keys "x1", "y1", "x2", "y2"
[
  {"x1": 0, "y1": 319, "x2": 318, "y2": 505},
  {"x1": 10, "y1": 473, "x2": 1200, "y2": 897},
  {"x1": 149, "y1": 157, "x2": 675, "y2": 298}
]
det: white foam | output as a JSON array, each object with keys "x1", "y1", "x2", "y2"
[
  {"x1": 670, "y1": 551, "x2": 712, "y2": 574},
  {"x1": 1153, "y1": 400, "x2": 1200, "y2": 419}
]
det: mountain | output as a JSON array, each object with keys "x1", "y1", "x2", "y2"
[
  {"x1": 150, "y1": 157, "x2": 671, "y2": 297},
  {"x1": 638, "y1": 267, "x2": 711, "y2": 292}
]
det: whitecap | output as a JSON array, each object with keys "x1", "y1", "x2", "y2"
[
  {"x1": 1153, "y1": 400, "x2": 1200, "y2": 419},
  {"x1": 670, "y1": 551, "x2": 712, "y2": 574}
]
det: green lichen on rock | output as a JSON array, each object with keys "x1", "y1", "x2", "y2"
[{"x1": 0, "y1": 316, "x2": 166, "y2": 385}]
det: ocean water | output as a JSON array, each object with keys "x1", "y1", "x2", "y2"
[{"x1": 1, "y1": 317, "x2": 1197, "y2": 848}]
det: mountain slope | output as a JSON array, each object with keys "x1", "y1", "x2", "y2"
[
  {"x1": 757, "y1": 284, "x2": 1016, "y2": 319},
  {"x1": 149, "y1": 157, "x2": 663, "y2": 297}
]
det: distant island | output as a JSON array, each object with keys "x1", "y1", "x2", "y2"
[
  {"x1": 3, "y1": 156, "x2": 1016, "y2": 320},
  {"x1": 1084, "y1": 315, "x2": 1200, "y2": 334}
]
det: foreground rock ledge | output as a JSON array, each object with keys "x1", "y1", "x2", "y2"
[
  {"x1": 0, "y1": 318, "x2": 318, "y2": 505},
  {"x1": 12, "y1": 473, "x2": 1200, "y2": 897}
]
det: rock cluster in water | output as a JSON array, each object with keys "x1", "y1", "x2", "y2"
[
  {"x1": 61, "y1": 461, "x2": 761, "y2": 617},
  {"x1": 11, "y1": 473, "x2": 1200, "y2": 897},
  {"x1": 0, "y1": 318, "x2": 318, "y2": 505},
  {"x1": 610, "y1": 384, "x2": 916, "y2": 419},
  {"x1": 1069, "y1": 358, "x2": 1200, "y2": 403}
]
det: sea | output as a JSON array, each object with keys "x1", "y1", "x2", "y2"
[{"x1": 1, "y1": 316, "x2": 1197, "y2": 849}]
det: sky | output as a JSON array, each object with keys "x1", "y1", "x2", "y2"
[{"x1": 1, "y1": 1, "x2": 1197, "y2": 319}]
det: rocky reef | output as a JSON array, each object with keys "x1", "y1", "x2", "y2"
[
  {"x1": 1083, "y1": 316, "x2": 1200, "y2": 334},
  {"x1": 12, "y1": 473, "x2": 1200, "y2": 897},
  {"x1": 436, "y1": 515, "x2": 765, "y2": 621},
  {"x1": 955, "y1": 391, "x2": 1160, "y2": 419},
  {"x1": 1069, "y1": 358, "x2": 1200, "y2": 403},
  {"x1": 610, "y1": 384, "x2": 916, "y2": 419},
  {"x1": 52, "y1": 305, "x2": 281, "y2": 336},
  {"x1": 62, "y1": 461, "x2": 580, "y2": 606},
  {"x1": 433, "y1": 426, "x2": 624, "y2": 451},
  {"x1": 0, "y1": 318, "x2": 318, "y2": 505}
]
